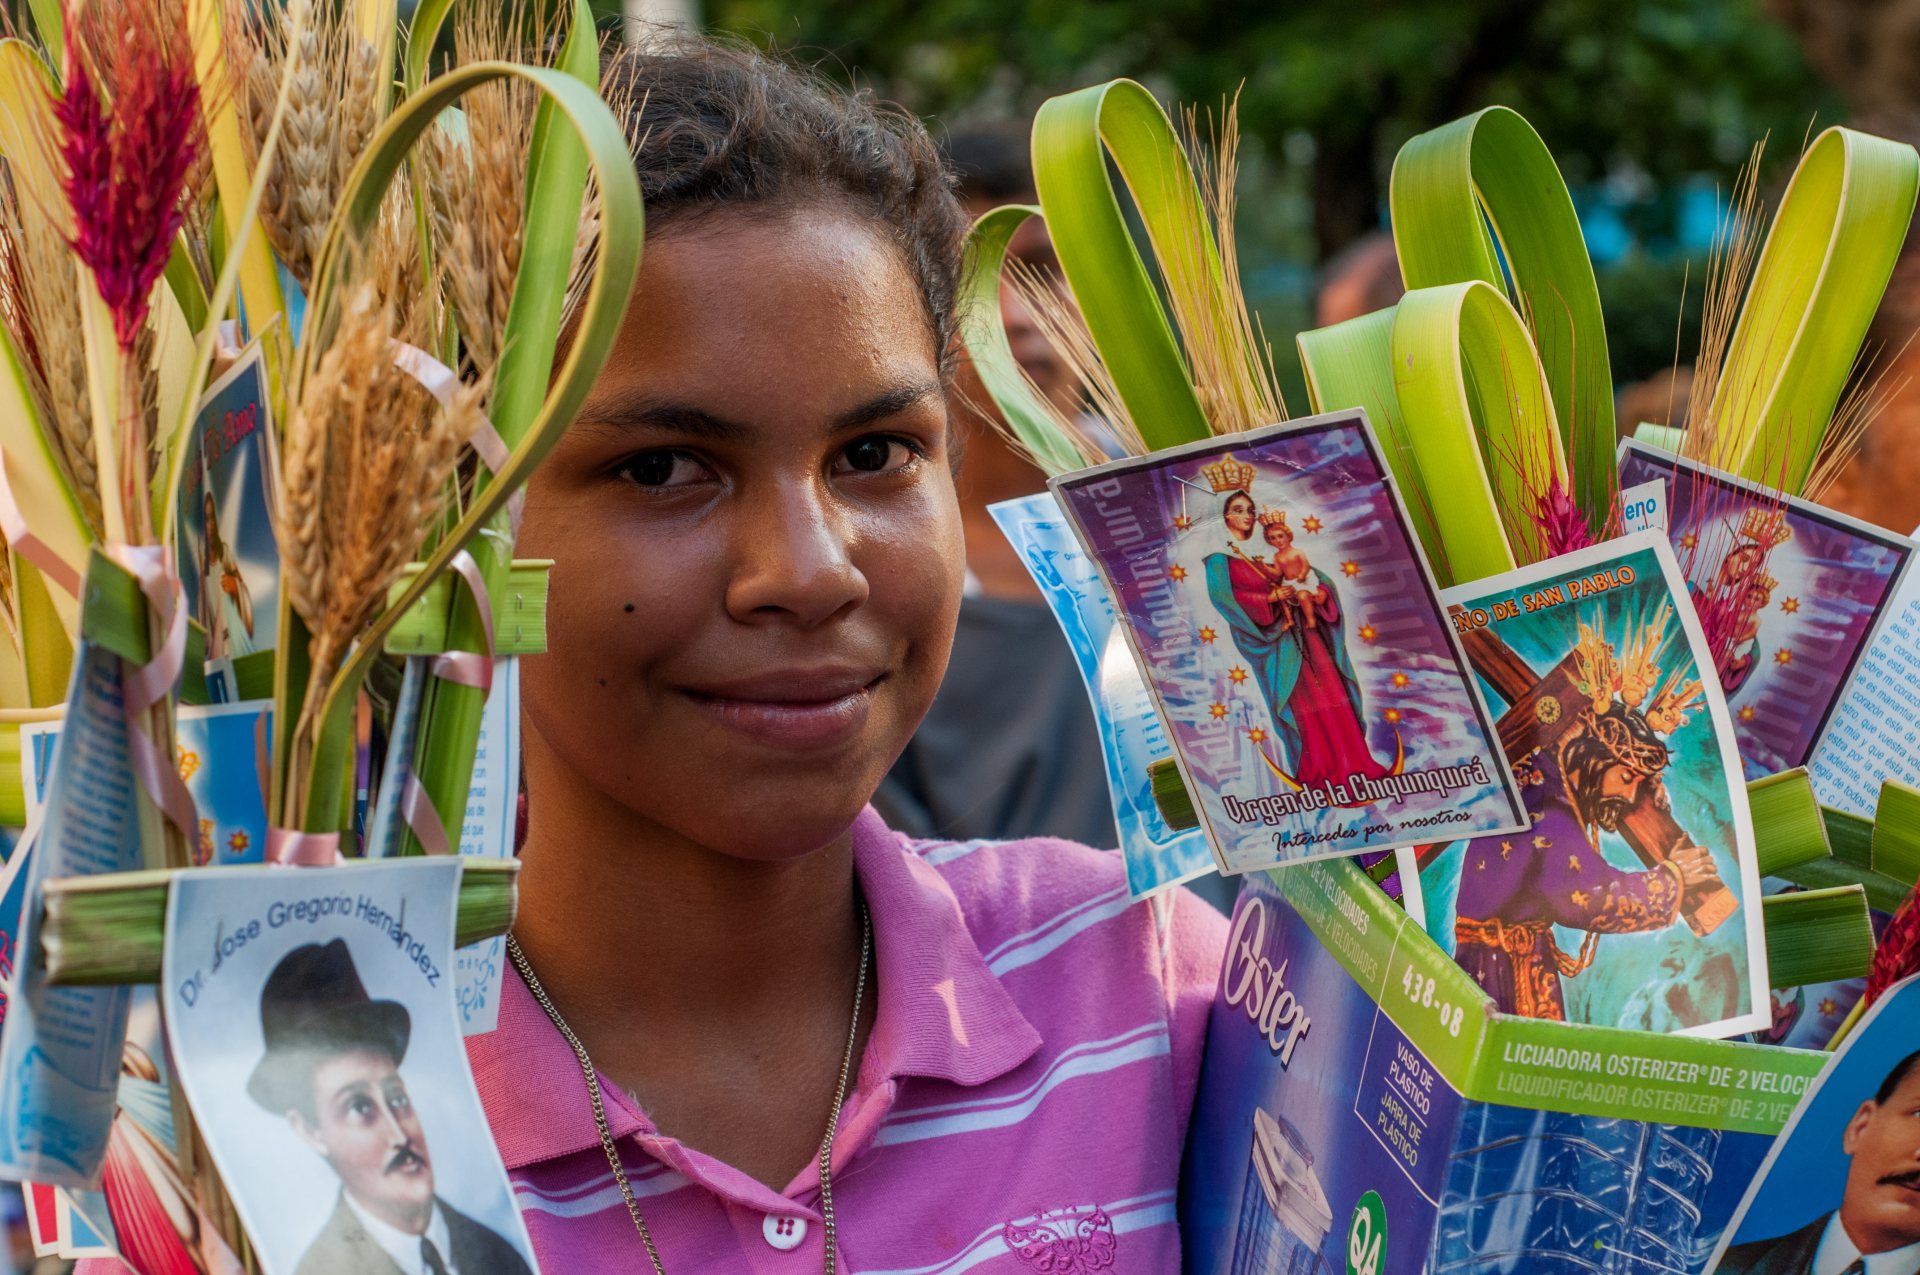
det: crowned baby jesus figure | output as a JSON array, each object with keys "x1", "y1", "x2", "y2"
[
  {"x1": 1197, "y1": 454, "x2": 1394, "y2": 792},
  {"x1": 1451, "y1": 610, "x2": 1722, "y2": 1022}
]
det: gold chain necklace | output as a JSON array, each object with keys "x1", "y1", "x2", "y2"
[{"x1": 505, "y1": 898, "x2": 871, "y2": 1275}]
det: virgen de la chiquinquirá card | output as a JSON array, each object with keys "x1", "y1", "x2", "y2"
[{"x1": 1049, "y1": 409, "x2": 1526, "y2": 876}]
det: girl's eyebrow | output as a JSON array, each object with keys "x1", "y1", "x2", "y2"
[
  {"x1": 575, "y1": 380, "x2": 944, "y2": 443},
  {"x1": 574, "y1": 398, "x2": 753, "y2": 443},
  {"x1": 833, "y1": 379, "x2": 943, "y2": 431}
]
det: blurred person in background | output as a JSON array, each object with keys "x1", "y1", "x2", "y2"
[
  {"x1": 870, "y1": 121, "x2": 1125, "y2": 849},
  {"x1": 1615, "y1": 367, "x2": 1693, "y2": 440},
  {"x1": 1314, "y1": 230, "x2": 1403, "y2": 329}
]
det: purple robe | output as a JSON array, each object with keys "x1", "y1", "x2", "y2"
[{"x1": 1452, "y1": 762, "x2": 1685, "y2": 1021}]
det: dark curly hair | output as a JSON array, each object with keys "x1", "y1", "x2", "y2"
[{"x1": 600, "y1": 36, "x2": 969, "y2": 377}]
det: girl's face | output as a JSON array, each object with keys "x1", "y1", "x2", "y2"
[{"x1": 518, "y1": 205, "x2": 964, "y2": 861}]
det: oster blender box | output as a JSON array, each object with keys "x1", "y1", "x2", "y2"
[{"x1": 1181, "y1": 861, "x2": 1822, "y2": 1275}]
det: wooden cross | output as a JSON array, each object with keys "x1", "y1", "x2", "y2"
[{"x1": 1456, "y1": 625, "x2": 1737, "y2": 937}]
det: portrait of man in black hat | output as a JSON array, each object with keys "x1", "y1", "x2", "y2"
[{"x1": 249, "y1": 939, "x2": 532, "y2": 1275}]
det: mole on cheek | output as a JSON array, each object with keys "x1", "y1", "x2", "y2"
[{"x1": 624, "y1": 603, "x2": 636, "y2": 613}]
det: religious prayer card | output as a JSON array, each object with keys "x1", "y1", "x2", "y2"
[
  {"x1": 0, "y1": 644, "x2": 149, "y2": 1187},
  {"x1": 1704, "y1": 975, "x2": 1920, "y2": 1272},
  {"x1": 178, "y1": 700, "x2": 273, "y2": 866},
  {"x1": 455, "y1": 657, "x2": 522, "y2": 1034},
  {"x1": 20, "y1": 989, "x2": 198, "y2": 1267},
  {"x1": 23, "y1": 1180, "x2": 116, "y2": 1262},
  {"x1": 1419, "y1": 532, "x2": 1767, "y2": 1039},
  {"x1": 180, "y1": 340, "x2": 281, "y2": 669},
  {"x1": 1618, "y1": 440, "x2": 1914, "y2": 778},
  {"x1": 1050, "y1": 410, "x2": 1525, "y2": 874},
  {"x1": 162, "y1": 858, "x2": 536, "y2": 1275},
  {"x1": 989, "y1": 492, "x2": 1217, "y2": 899},
  {"x1": 1810, "y1": 519, "x2": 1920, "y2": 817},
  {"x1": 18, "y1": 701, "x2": 273, "y2": 868}
]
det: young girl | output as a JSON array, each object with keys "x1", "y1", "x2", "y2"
[{"x1": 474, "y1": 36, "x2": 1227, "y2": 1273}]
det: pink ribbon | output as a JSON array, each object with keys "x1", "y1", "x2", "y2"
[
  {"x1": 215, "y1": 320, "x2": 244, "y2": 362},
  {"x1": 105, "y1": 545, "x2": 198, "y2": 845},
  {"x1": 400, "y1": 771, "x2": 456, "y2": 856},
  {"x1": 388, "y1": 341, "x2": 507, "y2": 853},
  {"x1": 468, "y1": 416, "x2": 524, "y2": 540},
  {"x1": 391, "y1": 341, "x2": 522, "y2": 537},
  {"x1": 389, "y1": 344, "x2": 507, "y2": 694},
  {"x1": 265, "y1": 826, "x2": 344, "y2": 866},
  {"x1": 429, "y1": 549, "x2": 495, "y2": 692},
  {"x1": 0, "y1": 452, "x2": 82, "y2": 598}
]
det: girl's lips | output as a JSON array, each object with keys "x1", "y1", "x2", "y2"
[{"x1": 679, "y1": 670, "x2": 883, "y2": 751}]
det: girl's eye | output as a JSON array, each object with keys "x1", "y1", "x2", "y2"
[
  {"x1": 835, "y1": 436, "x2": 918, "y2": 476},
  {"x1": 618, "y1": 450, "x2": 711, "y2": 489}
]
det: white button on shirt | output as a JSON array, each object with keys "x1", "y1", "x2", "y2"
[
  {"x1": 762, "y1": 1213, "x2": 809, "y2": 1251},
  {"x1": 1814, "y1": 1214, "x2": 1920, "y2": 1275}
]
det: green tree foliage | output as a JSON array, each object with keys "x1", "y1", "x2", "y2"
[
  {"x1": 709, "y1": 0, "x2": 1840, "y2": 390},
  {"x1": 712, "y1": 0, "x2": 1831, "y2": 256}
]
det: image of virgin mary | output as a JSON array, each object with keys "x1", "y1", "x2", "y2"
[{"x1": 1201, "y1": 478, "x2": 1392, "y2": 789}]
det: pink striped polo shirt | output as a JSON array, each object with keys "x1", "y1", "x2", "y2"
[
  {"x1": 75, "y1": 810, "x2": 1225, "y2": 1274},
  {"x1": 475, "y1": 808, "x2": 1227, "y2": 1273}
]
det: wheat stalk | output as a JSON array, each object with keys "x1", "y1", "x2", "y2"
[
  {"x1": 1682, "y1": 139, "x2": 1769, "y2": 466},
  {"x1": 0, "y1": 137, "x2": 98, "y2": 530},
  {"x1": 1805, "y1": 338, "x2": 1913, "y2": 503},
  {"x1": 1162, "y1": 95, "x2": 1287, "y2": 436},
  {"x1": 231, "y1": 0, "x2": 386, "y2": 287},
  {"x1": 564, "y1": 75, "x2": 652, "y2": 339},
  {"x1": 0, "y1": 528, "x2": 17, "y2": 660},
  {"x1": 562, "y1": 167, "x2": 602, "y2": 336},
  {"x1": 0, "y1": 139, "x2": 102, "y2": 537},
  {"x1": 134, "y1": 315, "x2": 159, "y2": 486},
  {"x1": 279, "y1": 215, "x2": 479, "y2": 809},
  {"x1": 998, "y1": 258, "x2": 1141, "y2": 466},
  {"x1": 423, "y1": 0, "x2": 546, "y2": 390}
]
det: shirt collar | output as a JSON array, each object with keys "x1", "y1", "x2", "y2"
[
  {"x1": 850, "y1": 806, "x2": 1042, "y2": 1087},
  {"x1": 339, "y1": 1191, "x2": 451, "y2": 1275},
  {"x1": 1816, "y1": 1214, "x2": 1920, "y2": 1275},
  {"x1": 469, "y1": 808, "x2": 1041, "y2": 1171}
]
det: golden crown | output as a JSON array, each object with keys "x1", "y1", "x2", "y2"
[
  {"x1": 1570, "y1": 604, "x2": 1697, "y2": 740},
  {"x1": 1738, "y1": 506, "x2": 1793, "y2": 550},
  {"x1": 1202, "y1": 455, "x2": 1256, "y2": 494},
  {"x1": 1257, "y1": 508, "x2": 1290, "y2": 529},
  {"x1": 1750, "y1": 570, "x2": 1779, "y2": 593}
]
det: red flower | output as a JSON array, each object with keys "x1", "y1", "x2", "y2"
[
  {"x1": 1534, "y1": 475, "x2": 1595, "y2": 558},
  {"x1": 1867, "y1": 880, "x2": 1920, "y2": 1009},
  {"x1": 55, "y1": 3, "x2": 200, "y2": 352}
]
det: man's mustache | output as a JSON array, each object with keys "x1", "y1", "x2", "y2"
[
  {"x1": 1876, "y1": 1168, "x2": 1920, "y2": 1189},
  {"x1": 385, "y1": 1144, "x2": 427, "y2": 1175}
]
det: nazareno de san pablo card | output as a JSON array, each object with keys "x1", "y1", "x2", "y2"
[{"x1": 1419, "y1": 532, "x2": 1768, "y2": 1040}]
